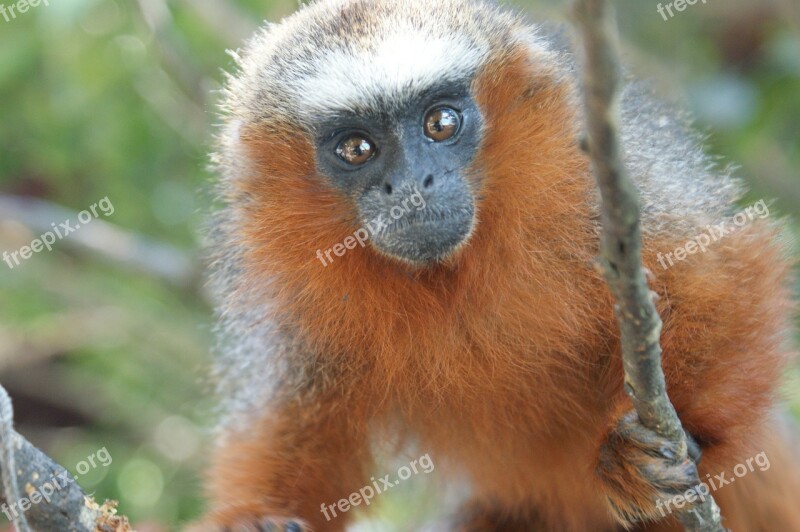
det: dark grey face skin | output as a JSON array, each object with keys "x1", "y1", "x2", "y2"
[{"x1": 314, "y1": 84, "x2": 483, "y2": 265}]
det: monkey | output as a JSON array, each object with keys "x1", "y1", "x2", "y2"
[{"x1": 194, "y1": 0, "x2": 800, "y2": 530}]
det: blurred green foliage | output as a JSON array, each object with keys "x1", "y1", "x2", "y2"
[{"x1": 0, "y1": 0, "x2": 798, "y2": 529}]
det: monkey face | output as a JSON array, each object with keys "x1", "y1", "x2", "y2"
[{"x1": 314, "y1": 85, "x2": 484, "y2": 265}]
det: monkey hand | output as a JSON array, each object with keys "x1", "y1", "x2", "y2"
[
  {"x1": 596, "y1": 410, "x2": 702, "y2": 526},
  {"x1": 185, "y1": 515, "x2": 308, "y2": 532}
]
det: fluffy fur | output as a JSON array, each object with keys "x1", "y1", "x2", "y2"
[{"x1": 198, "y1": 0, "x2": 800, "y2": 530}]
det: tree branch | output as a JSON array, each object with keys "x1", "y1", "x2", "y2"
[
  {"x1": 572, "y1": 1, "x2": 726, "y2": 530},
  {"x1": 0, "y1": 194, "x2": 200, "y2": 290},
  {"x1": 0, "y1": 386, "x2": 132, "y2": 531}
]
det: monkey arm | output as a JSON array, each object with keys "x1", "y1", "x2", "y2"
[
  {"x1": 191, "y1": 310, "x2": 374, "y2": 532},
  {"x1": 197, "y1": 378, "x2": 372, "y2": 532},
  {"x1": 594, "y1": 224, "x2": 797, "y2": 527}
]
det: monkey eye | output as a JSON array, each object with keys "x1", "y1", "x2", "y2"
[
  {"x1": 335, "y1": 135, "x2": 376, "y2": 166},
  {"x1": 423, "y1": 106, "x2": 462, "y2": 142}
]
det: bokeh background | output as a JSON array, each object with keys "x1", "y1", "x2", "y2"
[{"x1": 0, "y1": 0, "x2": 798, "y2": 529}]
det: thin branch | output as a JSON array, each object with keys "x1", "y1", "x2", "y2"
[
  {"x1": 572, "y1": 1, "x2": 726, "y2": 530},
  {"x1": 0, "y1": 194, "x2": 200, "y2": 289},
  {"x1": 181, "y1": 0, "x2": 258, "y2": 47}
]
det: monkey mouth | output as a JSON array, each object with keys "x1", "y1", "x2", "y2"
[{"x1": 371, "y1": 207, "x2": 475, "y2": 265}]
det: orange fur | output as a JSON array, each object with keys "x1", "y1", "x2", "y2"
[
  {"x1": 202, "y1": 391, "x2": 371, "y2": 531},
  {"x1": 200, "y1": 44, "x2": 800, "y2": 531}
]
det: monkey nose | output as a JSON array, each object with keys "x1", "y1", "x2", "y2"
[{"x1": 382, "y1": 174, "x2": 435, "y2": 196}]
